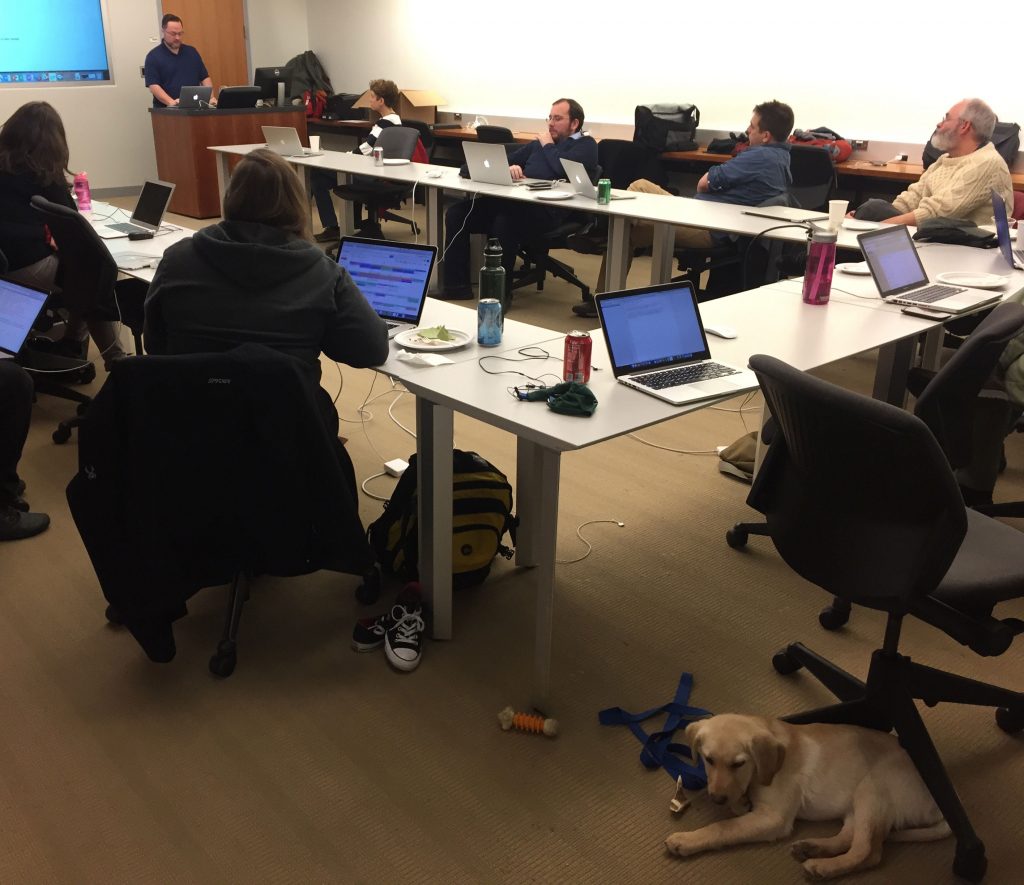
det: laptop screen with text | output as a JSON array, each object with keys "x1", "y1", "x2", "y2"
[
  {"x1": 0, "y1": 276, "x2": 48, "y2": 355},
  {"x1": 337, "y1": 238, "x2": 436, "y2": 324},
  {"x1": 858, "y1": 226, "x2": 929, "y2": 297}
]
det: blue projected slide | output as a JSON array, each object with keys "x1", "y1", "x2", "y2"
[{"x1": 0, "y1": 2, "x2": 111, "y2": 84}]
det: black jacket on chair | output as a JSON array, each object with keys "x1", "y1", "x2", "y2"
[{"x1": 66, "y1": 344, "x2": 373, "y2": 626}]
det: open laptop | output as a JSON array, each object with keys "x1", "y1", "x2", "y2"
[
  {"x1": 96, "y1": 180, "x2": 176, "y2": 239},
  {"x1": 992, "y1": 189, "x2": 1024, "y2": 270},
  {"x1": 178, "y1": 85, "x2": 212, "y2": 108},
  {"x1": 0, "y1": 276, "x2": 48, "y2": 360},
  {"x1": 336, "y1": 237, "x2": 436, "y2": 338},
  {"x1": 560, "y1": 158, "x2": 635, "y2": 201},
  {"x1": 741, "y1": 205, "x2": 827, "y2": 223},
  {"x1": 462, "y1": 142, "x2": 542, "y2": 186},
  {"x1": 857, "y1": 224, "x2": 1001, "y2": 314},
  {"x1": 262, "y1": 126, "x2": 324, "y2": 158},
  {"x1": 595, "y1": 281, "x2": 757, "y2": 406}
]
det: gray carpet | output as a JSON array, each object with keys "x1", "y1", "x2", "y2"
[{"x1": 2, "y1": 205, "x2": 1023, "y2": 883}]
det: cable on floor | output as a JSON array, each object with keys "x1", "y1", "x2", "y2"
[{"x1": 556, "y1": 519, "x2": 626, "y2": 564}]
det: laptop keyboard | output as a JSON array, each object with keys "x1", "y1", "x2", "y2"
[
  {"x1": 385, "y1": 321, "x2": 399, "y2": 331},
  {"x1": 106, "y1": 222, "x2": 146, "y2": 234},
  {"x1": 634, "y1": 362, "x2": 738, "y2": 390},
  {"x1": 890, "y1": 284, "x2": 965, "y2": 304}
]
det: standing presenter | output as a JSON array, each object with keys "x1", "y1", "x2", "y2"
[{"x1": 144, "y1": 14, "x2": 214, "y2": 108}]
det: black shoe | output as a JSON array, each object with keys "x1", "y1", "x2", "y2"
[
  {"x1": 571, "y1": 301, "x2": 599, "y2": 319},
  {"x1": 438, "y1": 285, "x2": 475, "y2": 301},
  {"x1": 0, "y1": 505, "x2": 50, "y2": 541},
  {"x1": 126, "y1": 616, "x2": 176, "y2": 663},
  {"x1": 314, "y1": 226, "x2": 340, "y2": 244}
]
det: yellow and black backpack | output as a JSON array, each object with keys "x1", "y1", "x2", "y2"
[{"x1": 368, "y1": 450, "x2": 516, "y2": 589}]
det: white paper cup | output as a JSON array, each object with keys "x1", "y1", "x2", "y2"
[
  {"x1": 308, "y1": 135, "x2": 321, "y2": 152},
  {"x1": 828, "y1": 199, "x2": 849, "y2": 231}
]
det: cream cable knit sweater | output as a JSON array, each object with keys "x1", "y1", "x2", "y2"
[{"x1": 893, "y1": 142, "x2": 1014, "y2": 226}]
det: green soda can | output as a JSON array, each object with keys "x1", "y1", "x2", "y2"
[{"x1": 597, "y1": 178, "x2": 612, "y2": 205}]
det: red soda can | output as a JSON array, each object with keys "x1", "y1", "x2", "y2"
[{"x1": 563, "y1": 330, "x2": 592, "y2": 383}]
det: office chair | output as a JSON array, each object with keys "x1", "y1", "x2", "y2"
[
  {"x1": 787, "y1": 144, "x2": 836, "y2": 212},
  {"x1": 66, "y1": 343, "x2": 381, "y2": 677},
  {"x1": 332, "y1": 125, "x2": 421, "y2": 238},
  {"x1": 673, "y1": 193, "x2": 797, "y2": 301},
  {"x1": 475, "y1": 125, "x2": 518, "y2": 160},
  {"x1": 745, "y1": 353, "x2": 1024, "y2": 883},
  {"x1": 20, "y1": 196, "x2": 130, "y2": 442}
]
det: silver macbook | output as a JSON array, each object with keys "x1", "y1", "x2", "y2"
[
  {"x1": 560, "y1": 158, "x2": 635, "y2": 201},
  {"x1": 742, "y1": 205, "x2": 827, "y2": 223},
  {"x1": 97, "y1": 180, "x2": 176, "y2": 239},
  {"x1": 595, "y1": 281, "x2": 757, "y2": 406},
  {"x1": 462, "y1": 142, "x2": 541, "y2": 186},
  {"x1": 992, "y1": 189, "x2": 1024, "y2": 270},
  {"x1": 262, "y1": 126, "x2": 324, "y2": 158},
  {"x1": 858, "y1": 224, "x2": 1001, "y2": 314},
  {"x1": 178, "y1": 85, "x2": 212, "y2": 108},
  {"x1": 0, "y1": 276, "x2": 48, "y2": 360},
  {"x1": 336, "y1": 237, "x2": 437, "y2": 338}
]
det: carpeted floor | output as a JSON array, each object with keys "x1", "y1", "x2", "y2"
[{"x1": 2, "y1": 203, "x2": 1023, "y2": 883}]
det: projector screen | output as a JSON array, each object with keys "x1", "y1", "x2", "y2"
[{"x1": 0, "y1": 1, "x2": 112, "y2": 85}]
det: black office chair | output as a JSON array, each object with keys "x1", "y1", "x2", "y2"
[
  {"x1": 66, "y1": 343, "x2": 380, "y2": 677},
  {"x1": 475, "y1": 125, "x2": 514, "y2": 144},
  {"x1": 728, "y1": 304, "x2": 1024, "y2": 627},
  {"x1": 745, "y1": 353, "x2": 1024, "y2": 883},
  {"x1": 332, "y1": 125, "x2": 421, "y2": 238},
  {"x1": 19, "y1": 196, "x2": 132, "y2": 442},
  {"x1": 788, "y1": 144, "x2": 836, "y2": 212}
]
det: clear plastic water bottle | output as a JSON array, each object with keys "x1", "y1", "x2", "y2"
[
  {"x1": 802, "y1": 227, "x2": 836, "y2": 305},
  {"x1": 73, "y1": 172, "x2": 92, "y2": 212}
]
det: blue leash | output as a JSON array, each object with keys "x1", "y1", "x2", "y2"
[{"x1": 598, "y1": 671, "x2": 710, "y2": 789}]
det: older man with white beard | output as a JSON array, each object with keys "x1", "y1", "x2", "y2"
[{"x1": 852, "y1": 98, "x2": 1014, "y2": 227}]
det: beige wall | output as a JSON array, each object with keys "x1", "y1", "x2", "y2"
[{"x1": 246, "y1": 0, "x2": 309, "y2": 72}]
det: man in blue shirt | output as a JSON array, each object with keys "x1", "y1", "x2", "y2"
[
  {"x1": 440, "y1": 98, "x2": 598, "y2": 300},
  {"x1": 583, "y1": 100, "x2": 794, "y2": 316},
  {"x1": 144, "y1": 14, "x2": 213, "y2": 108}
]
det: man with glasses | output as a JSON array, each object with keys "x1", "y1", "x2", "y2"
[
  {"x1": 852, "y1": 98, "x2": 1013, "y2": 226},
  {"x1": 144, "y1": 14, "x2": 214, "y2": 108},
  {"x1": 440, "y1": 98, "x2": 598, "y2": 300}
]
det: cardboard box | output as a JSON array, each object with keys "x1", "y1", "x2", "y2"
[{"x1": 354, "y1": 88, "x2": 446, "y2": 125}]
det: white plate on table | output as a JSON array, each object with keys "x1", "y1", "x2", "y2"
[
  {"x1": 836, "y1": 262, "x2": 871, "y2": 275},
  {"x1": 535, "y1": 191, "x2": 574, "y2": 201},
  {"x1": 382, "y1": 158, "x2": 411, "y2": 166},
  {"x1": 394, "y1": 327, "x2": 472, "y2": 352},
  {"x1": 935, "y1": 271, "x2": 1009, "y2": 290},
  {"x1": 842, "y1": 219, "x2": 877, "y2": 231}
]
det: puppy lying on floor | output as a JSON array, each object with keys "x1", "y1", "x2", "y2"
[{"x1": 665, "y1": 714, "x2": 950, "y2": 880}]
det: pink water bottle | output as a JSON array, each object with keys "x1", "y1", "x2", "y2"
[
  {"x1": 802, "y1": 227, "x2": 836, "y2": 305},
  {"x1": 73, "y1": 172, "x2": 92, "y2": 212}
]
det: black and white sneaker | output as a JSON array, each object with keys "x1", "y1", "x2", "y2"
[
  {"x1": 352, "y1": 582, "x2": 422, "y2": 653},
  {"x1": 385, "y1": 606, "x2": 426, "y2": 671}
]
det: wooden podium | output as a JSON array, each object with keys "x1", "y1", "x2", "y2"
[{"x1": 150, "y1": 107, "x2": 308, "y2": 218}]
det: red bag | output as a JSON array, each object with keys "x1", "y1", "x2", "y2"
[
  {"x1": 303, "y1": 89, "x2": 327, "y2": 119},
  {"x1": 788, "y1": 128, "x2": 852, "y2": 163}
]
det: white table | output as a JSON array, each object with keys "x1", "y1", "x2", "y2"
[
  {"x1": 88, "y1": 201, "x2": 193, "y2": 284},
  {"x1": 379, "y1": 293, "x2": 941, "y2": 708}
]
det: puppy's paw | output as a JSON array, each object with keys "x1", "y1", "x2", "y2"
[
  {"x1": 665, "y1": 831, "x2": 704, "y2": 857},
  {"x1": 791, "y1": 840, "x2": 824, "y2": 862},
  {"x1": 802, "y1": 859, "x2": 832, "y2": 881}
]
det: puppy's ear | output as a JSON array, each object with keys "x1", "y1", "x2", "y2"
[
  {"x1": 750, "y1": 732, "x2": 785, "y2": 786},
  {"x1": 684, "y1": 721, "x2": 703, "y2": 759}
]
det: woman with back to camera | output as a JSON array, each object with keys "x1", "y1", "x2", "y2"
[
  {"x1": 143, "y1": 148, "x2": 389, "y2": 476},
  {"x1": 0, "y1": 101, "x2": 125, "y2": 365}
]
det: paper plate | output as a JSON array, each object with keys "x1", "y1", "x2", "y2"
[
  {"x1": 842, "y1": 219, "x2": 877, "y2": 231},
  {"x1": 394, "y1": 327, "x2": 472, "y2": 352},
  {"x1": 535, "y1": 191, "x2": 574, "y2": 201},
  {"x1": 935, "y1": 271, "x2": 1010, "y2": 290},
  {"x1": 836, "y1": 262, "x2": 870, "y2": 275},
  {"x1": 382, "y1": 158, "x2": 411, "y2": 166}
]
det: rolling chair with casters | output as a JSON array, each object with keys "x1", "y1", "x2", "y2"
[
  {"x1": 332, "y1": 125, "x2": 421, "y2": 238},
  {"x1": 66, "y1": 344, "x2": 381, "y2": 678},
  {"x1": 745, "y1": 352, "x2": 1024, "y2": 883},
  {"x1": 728, "y1": 303, "x2": 1024, "y2": 630},
  {"x1": 788, "y1": 144, "x2": 836, "y2": 212}
]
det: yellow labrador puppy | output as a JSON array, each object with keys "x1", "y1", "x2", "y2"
[{"x1": 666, "y1": 714, "x2": 950, "y2": 880}]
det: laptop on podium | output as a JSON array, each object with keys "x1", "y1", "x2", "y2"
[{"x1": 595, "y1": 281, "x2": 757, "y2": 406}]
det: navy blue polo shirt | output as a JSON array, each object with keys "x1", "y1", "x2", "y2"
[{"x1": 144, "y1": 42, "x2": 209, "y2": 107}]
